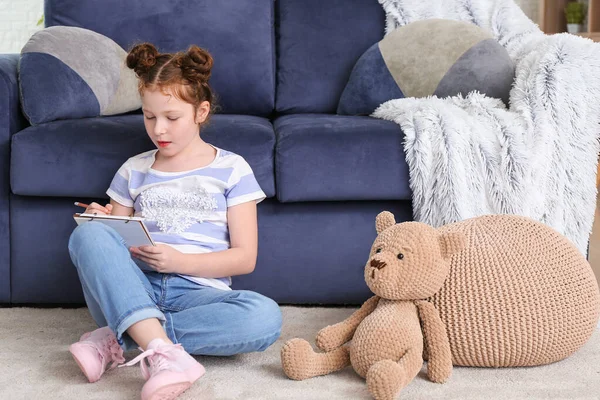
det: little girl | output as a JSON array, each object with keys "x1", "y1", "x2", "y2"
[{"x1": 67, "y1": 43, "x2": 282, "y2": 400}]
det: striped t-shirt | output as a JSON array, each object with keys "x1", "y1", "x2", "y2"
[{"x1": 106, "y1": 145, "x2": 266, "y2": 290}]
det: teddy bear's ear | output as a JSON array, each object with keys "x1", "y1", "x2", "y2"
[
  {"x1": 438, "y1": 232, "x2": 466, "y2": 259},
  {"x1": 376, "y1": 211, "x2": 396, "y2": 234}
]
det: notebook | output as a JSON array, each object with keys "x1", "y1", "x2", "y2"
[{"x1": 73, "y1": 213, "x2": 155, "y2": 247}]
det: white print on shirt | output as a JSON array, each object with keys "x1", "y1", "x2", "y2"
[{"x1": 140, "y1": 185, "x2": 218, "y2": 234}]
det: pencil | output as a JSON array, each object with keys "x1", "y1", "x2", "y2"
[{"x1": 74, "y1": 202, "x2": 90, "y2": 208}]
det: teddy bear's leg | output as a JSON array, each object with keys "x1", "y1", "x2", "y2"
[
  {"x1": 281, "y1": 338, "x2": 351, "y2": 380},
  {"x1": 366, "y1": 349, "x2": 422, "y2": 400}
]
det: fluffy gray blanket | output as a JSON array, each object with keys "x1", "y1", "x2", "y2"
[{"x1": 373, "y1": 0, "x2": 600, "y2": 254}]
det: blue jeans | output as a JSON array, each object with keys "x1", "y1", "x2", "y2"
[{"x1": 68, "y1": 222, "x2": 282, "y2": 355}]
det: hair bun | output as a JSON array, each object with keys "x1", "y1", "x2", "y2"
[
  {"x1": 126, "y1": 43, "x2": 159, "y2": 76},
  {"x1": 179, "y1": 45, "x2": 213, "y2": 83}
]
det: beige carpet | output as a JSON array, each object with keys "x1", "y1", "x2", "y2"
[{"x1": 0, "y1": 307, "x2": 598, "y2": 400}]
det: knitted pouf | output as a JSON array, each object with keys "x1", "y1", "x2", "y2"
[{"x1": 433, "y1": 215, "x2": 600, "y2": 367}]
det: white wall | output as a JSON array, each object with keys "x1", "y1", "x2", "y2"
[
  {"x1": 0, "y1": 0, "x2": 44, "y2": 53},
  {"x1": 0, "y1": 0, "x2": 539, "y2": 54},
  {"x1": 516, "y1": 0, "x2": 538, "y2": 24}
]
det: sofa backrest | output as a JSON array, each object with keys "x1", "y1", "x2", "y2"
[
  {"x1": 44, "y1": 0, "x2": 275, "y2": 117},
  {"x1": 44, "y1": 0, "x2": 387, "y2": 117},
  {"x1": 275, "y1": 0, "x2": 386, "y2": 114}
]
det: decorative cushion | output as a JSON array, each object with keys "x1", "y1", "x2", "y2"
[
  {"x1": 337, "y1": 19, "x2": 515, "y2": 116},
  {"x1": 19, "y1": 26, "x2": 141, "y2": 125}
]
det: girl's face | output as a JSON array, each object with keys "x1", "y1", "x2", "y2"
[{"x1": 141, "y1": 87, "x2": 210, "y2": 159}]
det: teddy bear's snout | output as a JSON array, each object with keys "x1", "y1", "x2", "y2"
[{"x1": 370, "y1": 259, "x2": 387, "y2": 270}]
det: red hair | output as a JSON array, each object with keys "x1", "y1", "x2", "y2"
[{"x1": 126, "y1": 43, "x2": 217, "y2": 121}]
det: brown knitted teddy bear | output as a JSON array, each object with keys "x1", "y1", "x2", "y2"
[
  {"x1": 281, "y1": 212, "x2": 600, "y2": 400},
  {"x1": 280, "y1": 211, "x2": 465, "y2": 400}
]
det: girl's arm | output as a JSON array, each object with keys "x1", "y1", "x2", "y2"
[
  {"x1": 177, "y1": 200, "x2": 259, "y2": 277},
  {"x1": 81, "y1": 199, "x2": 132, "y2": 216},
  {"x1": 110, "y1": 199, "x2": 134, "y2": 216}
]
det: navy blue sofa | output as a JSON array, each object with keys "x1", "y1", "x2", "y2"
[{"x1": 0, "y1": 0, "x2": 414, "y2": 305}]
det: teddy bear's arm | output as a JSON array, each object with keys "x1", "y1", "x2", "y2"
[
  {"x1": 415, "y1": 300, "x2": 452, "y2": 383},
  {"x1": 316, "y1": 295, "x2": 380, "y2": 352}
]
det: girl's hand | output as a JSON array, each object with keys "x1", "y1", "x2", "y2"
[
  {"x1": 85, "y1": 202, "x2": 113, "y2": 215},
  {"x1": 129, "y1": 244, "x2": 182, "y2": 273}
]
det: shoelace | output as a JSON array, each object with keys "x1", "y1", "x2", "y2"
[
  {"x1": 102, "y1": 337, "x2": 126, "y2": 370},
  {"x1": 119, "y1": 343, "x2": 184, "y2": 380}
]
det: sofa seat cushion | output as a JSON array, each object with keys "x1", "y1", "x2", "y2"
[
  {"x1": 11, "y1": 114, "x2": 275, "y2": 198},
  {"x1": 274, "y1": 114, "x2": 410, "y2": 202}
]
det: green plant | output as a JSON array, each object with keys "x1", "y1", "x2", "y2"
[{"x1": 565, "y1": 1, "x2": 587, "y2": 24}]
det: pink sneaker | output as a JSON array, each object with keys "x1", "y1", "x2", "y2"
[
  {"x1": 69, "y1": 326, "x2": 125, "y2": 383},
  {"x1": 120, "y1": 339, "x2": 205, "y2": 400}
]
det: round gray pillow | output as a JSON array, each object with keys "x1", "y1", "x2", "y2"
[{"x1": 337, "y1": 19, "x2": 516, "y2": 116}]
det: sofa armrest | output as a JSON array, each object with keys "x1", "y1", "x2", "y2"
[
  {"x1": 0, "y1": 54, "x2": 28, "y2": 139},
  {"x1": 0, "y1": 53, "x2": 28, "y2": 303}
]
